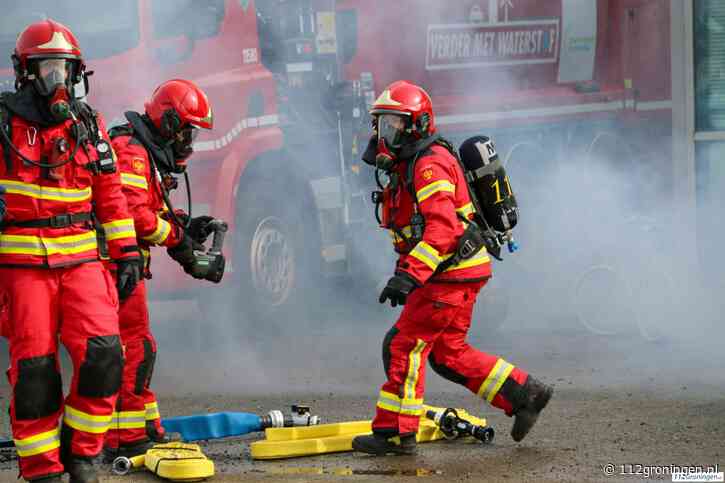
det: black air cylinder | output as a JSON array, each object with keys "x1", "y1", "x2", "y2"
[{"x1": 458, "y1": 135, "x2": 518, "y2": 232}]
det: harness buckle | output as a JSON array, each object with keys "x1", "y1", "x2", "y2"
[
  {"x1": 49, "y1": 214, "x2": 72, "y2": 228},
  {"x1": 458, "y1": 238, "x2": 478, "y2": 259}
]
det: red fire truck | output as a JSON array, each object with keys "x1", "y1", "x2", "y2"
[{"x1": 0, "y1": 0, "x2": 674, "y2": 327}]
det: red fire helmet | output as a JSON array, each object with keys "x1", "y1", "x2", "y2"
[
  {"x1": 144, "y1": 79, "x2": 213, "y2": 137},
  {"x1": 13, "y1": 19, "x2": 84, "y2": 79},
  {"x1": 370, "y1": 80, "x2": 436, "y2": 138}
]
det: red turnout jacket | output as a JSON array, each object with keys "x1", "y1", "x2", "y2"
[{"x1": 383, "y1": 143, "x2": 491, "y2": 284}]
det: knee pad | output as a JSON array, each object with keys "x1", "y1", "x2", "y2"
[
  {"x1": 381, "y1": 327, "x2": 399, "y2": 376},
  {"x1": 14, "y1": 354, "x2": 62, "y2": 420},
  {"x1": 134, "y1": 338, "x2": 157, "y2": 395},
  {"x1": 428, "y1": 353, "x2": 467, "y2": 385},
  {"x1": 78, "y1": 335, "x2": 123, "y2": 398}
]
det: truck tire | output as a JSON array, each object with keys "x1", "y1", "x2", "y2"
[
  {"x1": 572, "y1": 263, "x2": 635, "y2": 336},
  {"x1": 232, "y1": 174, "x2": 321, "y2": 331}
]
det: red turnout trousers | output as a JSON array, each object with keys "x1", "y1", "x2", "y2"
[
  {"x1": 105, "y1": 280, "x2": 163, "y2": 448},
  {"x1": 372, "y1": 280, "x2": 529, "y2": 436},
  {"x1": 0, "y1": 263, "x2": 123, "y2": 480}
]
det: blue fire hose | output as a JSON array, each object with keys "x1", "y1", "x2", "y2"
[{"x1": 161, "y1": 406, "x2": 320, "y2": 442}]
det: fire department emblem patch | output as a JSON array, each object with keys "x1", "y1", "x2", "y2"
[
  {"x1": 422, "y1": 168, "x2": 434, "y2": 180},
  {"x1": 133, "y1": 158, "x2": 145, "y2": 174}
]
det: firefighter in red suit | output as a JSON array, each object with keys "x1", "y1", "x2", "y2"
[
  {"x1": 352, "y1": 81, "x2": 553, "y2": 456},
  {"x1": 102, "y1": 79, "x2": 214, "y2": 460},
  {"x1": 0, "y1": 20, "x2": 141, "y2": 482}
]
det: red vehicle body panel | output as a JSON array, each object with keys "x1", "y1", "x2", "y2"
[
  {"x1": 339, "y1": 0, "x2": 670, "y2": 129},
  {"x1": 83, "y1": 0, "x2": 282, "y2": 293}
]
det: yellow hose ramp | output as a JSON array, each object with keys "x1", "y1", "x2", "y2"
[{"x1": 250, "y1": 405, "x2": 487, "y2": 460}]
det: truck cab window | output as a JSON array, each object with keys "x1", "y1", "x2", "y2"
[
  {"x1": 0, "y1": 0, "x2": 140, "y2": 68},
  {"x1": 152, "y1": 0, "x2": 225, "y2": 41}
]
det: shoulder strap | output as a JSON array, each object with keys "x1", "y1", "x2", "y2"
[
  {"x1": 433, "y1": 137, "x2": 459, "y2": 160},
  {"x1": 75, "y1": 101, "x2": 101, "y2": 143},
  {"x1": 405, "y1": 151, "x2": 424, "y2": 204},
  {"x1": 405, "y1": 137, "x2": 452, "y2": 204},
  {"x1": 403, "y1": 134, "x2": 454, "y2": 203},
  {"x1": 108, "y1": 123, "x2": 134, "y2": 140}
]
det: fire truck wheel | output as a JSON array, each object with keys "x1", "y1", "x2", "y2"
[
  {"x1": 571, "y1": 263, "x2": 635, "y2": 336},
  {"x1": 233, "y1": 176, "x2": 321, "y2": 327}
]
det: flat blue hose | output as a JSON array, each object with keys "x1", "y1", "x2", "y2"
[{"x1": 161, "y1": 412, "x2": 263, "y2": 442}]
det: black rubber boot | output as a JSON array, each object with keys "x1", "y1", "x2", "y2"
[
  {"x1": 511, "y1": 376, "x2": 554, "y2": 442},
  {"x1": 65, "y1": 456, "x2": 99, "y2": 483},
  {"x1": 352, "y1": 433, "x2": 417, "y2": 456},
  {"x1": 102, "y1": 438, "x2": 154, "y2": 464}
]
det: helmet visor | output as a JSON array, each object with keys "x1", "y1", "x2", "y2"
[
  {"x1": 33, "y1": 58, "x2": 73, "y2": 96},
  {"x1": 377, "y1": 114, "x2": 409, "y2": 150}
]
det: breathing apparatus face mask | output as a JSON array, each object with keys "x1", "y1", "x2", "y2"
[
  {"x1": 375, "y1": 114, "x2": 410, "y2": 171},
  {"x1": 377, "y1": 114, "x2": 408, "y2": 150},
  {"x1": 170, "y1": 125, "x2": 199, "y2": 172},
  {"x1": 31, "y1": 58, "x2": 76, "y2": 121}
]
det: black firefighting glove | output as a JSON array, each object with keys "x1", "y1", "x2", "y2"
[
  {"x1": 379, "y1": 272, "x2": 419, "y2": 307},
  {"x1": 186, "y1": 215, "x2": 215, "y2": 244},
  {"x1": 167, "y1": 233, "x2": 205, "y2": 276},
  {"x1": 115, "y1": 256, "x2": 143, "y2": 300},
  {"x1": 0, "y1": 185, "x2": 6, "y2": 227}
]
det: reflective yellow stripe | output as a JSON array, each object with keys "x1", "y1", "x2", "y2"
[
  {"x1": 142, "y1": 217, "x2": 172, "y2": 245},
  {"x1": 64, "y1": 405, "x2": 112, "y2": 434},
  {"x1": 111, "y1": 410, "x2": 147, "y2": 429},
  {"x1": 456, "y1": 202, "x2": 475, "y2": 218},
  {"x1": 102, "y1": 218, "x2": 136, "y2": 242},
  {"x1": 145, "y1": 402, "x2": 161, "y2": 421},
  {"x1": 400, "y1": 396, "x2": 425, "y2": 416},
  {"x1": 376, "y1": 390, "x2": 402, "y2": 413},
  {"x1": 416, "y1": 179, "x2": 455, "y2": 203},
  {"x1": 403, "y1": 339, "x2": 427, "y2": 405},
  {"x1": 120, "y1": 172, "x2": 148, "y2": 190},
  {"x1": 489, "y1": 363, "x2": 514, "y2": 401},
  {"x1": 0, "y1": 231, "x2": 97, "y2": 256},
  {"x1": 409, "y1": 241, "x2": 443, "y2": 271},
  {"x1": 443, "y1": 249, "x2": 491, "y2": 272},
  {"x1": 389, "y1": 225, "x2": 413, "y2": 243},
  {"x1": 0, "y1": 179, "x2": 92, "y2": 202},
  {"x1": 14, "y1": 427, "x2": 60, "y2": 458},
  {"x1": 477, "y1": 359, "x2": 515, "y2": 402}
]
